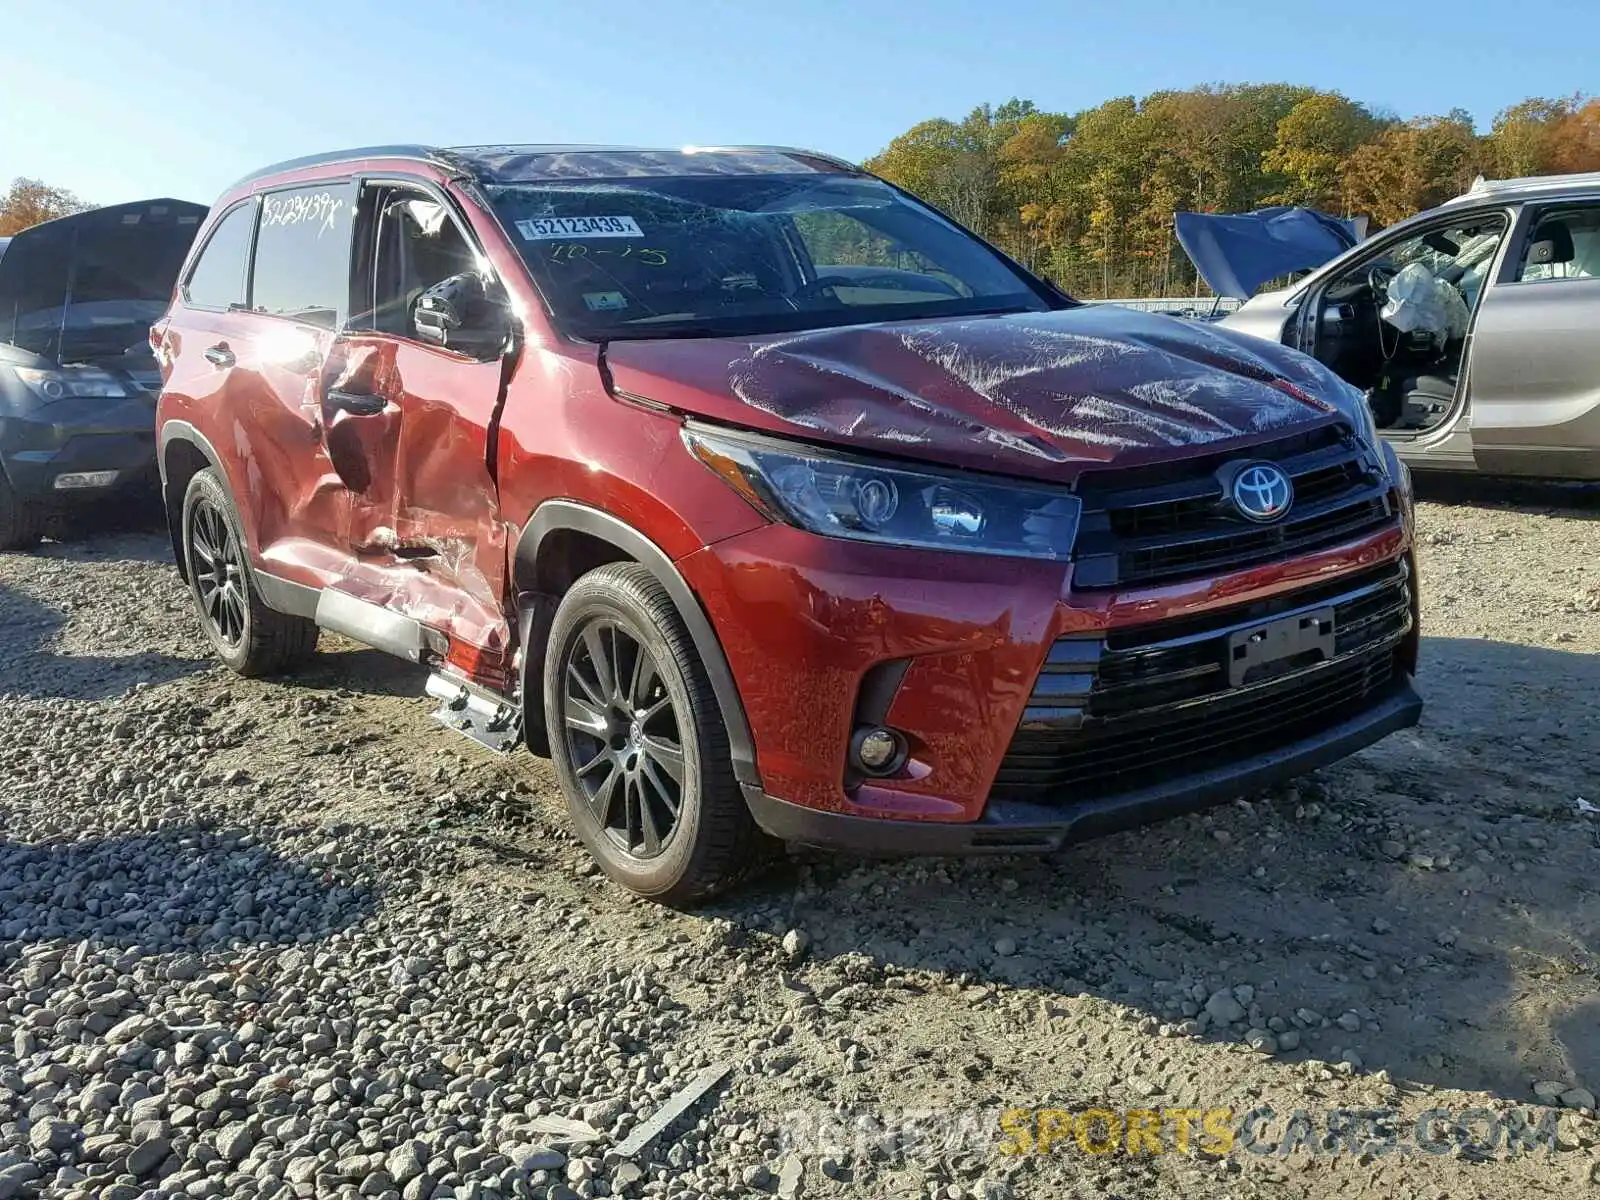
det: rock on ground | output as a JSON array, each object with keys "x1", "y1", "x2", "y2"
[{"x1": 2, "y1": 489, "x2": 1599, "y2": 1200}]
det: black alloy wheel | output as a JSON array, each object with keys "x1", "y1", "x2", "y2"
[
  {"x1": 189, "y1": 495, "x2": 248, "y2": 649},
  {"x1": 561, "y1": 619, "x2": 685, "y2": 858},
  {"x1": 180, "y1": 468, "x2": 318, "y2": 675},
  {"x1": 542, "y1": 561, "x2": 771, "y2": 905},
  {"x1": 0, "y1": 471, "x2": 42, "y2": 551}
]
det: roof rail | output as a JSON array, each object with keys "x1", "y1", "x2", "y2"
[
  {"x1": 218, "y1": 142, "x2": 863, "y2": 197},
  {"x1": 1445, "y1": 170, "x2": 1600, "y2": 204},
  {"x1": 220, "y1": 145, "x2": 456, "y2": 195},
  {"x1": 687, "y1": 144, "x2": 861, "y2": 171}
]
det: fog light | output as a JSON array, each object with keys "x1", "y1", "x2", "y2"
[
  {"x1": 53, "y1": 470, "x2": 118, "y2": 490},
  {"x1": 851, "y1": 725, "x2": 906, "y2": 776}
]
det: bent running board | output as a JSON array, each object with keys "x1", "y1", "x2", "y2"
[
  {"x1": 314, "y1": 589, "x2": 427, "y2": 661},
  {"x1": 426, "y1": 672, "x2": 522, "y2": 753},
  {"x1": 311, "y1": 589, "x2": 520, "y2": 752}
]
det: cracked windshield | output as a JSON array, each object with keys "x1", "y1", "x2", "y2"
[{"x1": 490, "y1": 166, "x2": 1050, "y2": 338}]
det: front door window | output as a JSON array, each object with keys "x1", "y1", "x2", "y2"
[{"x1": 355, "y1": 191, "x2": 482, "y2": 341}]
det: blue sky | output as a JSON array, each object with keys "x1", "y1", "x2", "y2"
[{"x1": 2, "y1": 0, "x2": 1595, "y2": 208}]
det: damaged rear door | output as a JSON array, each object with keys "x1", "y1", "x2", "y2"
[{"x1": 327, "y1": 179, "x2": 514, "y2": 653}]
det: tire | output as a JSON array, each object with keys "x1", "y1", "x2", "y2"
[
  {"x1": 543, "y1": 561, "x2": 771, "y2": 905},
  {"x1": 0, "y1": 471, "x2": 43, "y2": 552},
  {"x1": 181, "y1": 469, "x2": 318, "y2": 675}
]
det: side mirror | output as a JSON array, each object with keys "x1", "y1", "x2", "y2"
[{"x1": 414, "y1": 273, "x2": 509, "y2": 357}]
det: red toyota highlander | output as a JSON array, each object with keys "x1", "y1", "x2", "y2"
[{"x1": 152, "y1": 144, "x2": 1421, "y2": 904}]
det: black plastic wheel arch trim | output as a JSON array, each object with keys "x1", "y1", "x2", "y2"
[
  {"x1": 517, "y1": 591, "x2": 558, "y2": 757},
  {"x1": 514, "y1": 500, "x2": 761, "y2": 789},
  {"x1": 158, "y1": 420, "x2": 228, "y2": 581}
]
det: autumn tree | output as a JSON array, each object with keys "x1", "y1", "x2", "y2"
[
  {"x1": 1055, "y1": 97, "x2": 1142, "y2": 295},
  {"x1": 994, "y1": 109, "x2": 1072, "y2": 271},
  {"x1": 1487, "y1": 97, "x2": 1572, "y2": 176},
  {"x1": 1342, "y1": 113, "x2": 1483, "y2": 226},
  {"x1": 1264, "y1": 94, "x2": 1387, "y2": 209},
  {"x1": 866, "y1": 100, "x2": 1065, "y2": 248},
  {"x1": 1152, "y1": 84, "x2": 1313, "y2": 214},
  {"x1": 868, "y1": 87, "x2": 1591, "y2": 298},
  {"x1": 867, "y1": 104, "x2": 996, "y2": 233},
  {"x1": 0, "y1": 178, "x2": 93, "y2": 236},
  {"x1": 1548, "y1": 98, "x2": 1600, "y2": 173}
]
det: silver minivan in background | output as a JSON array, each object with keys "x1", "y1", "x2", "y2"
[{"x1": 1221, "y1": 171, "x2": 1600, "y2": 480}]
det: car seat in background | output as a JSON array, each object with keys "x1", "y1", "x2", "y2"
[
  {"x1": 1398, "y1": 372, "x2": 1457, "y2": 428},
  {"x1": 1521, "y1": 218, "x2": 1575, "y2": 280},
  {"x1": 1566, "y1": 224, "x2": 1600, "y2": 278},
  {"x1": 1367, "y1": 369, "x2": 1457, "y2": 431},
  {"x1": 363, "y1": 198, "x2": 476, "y2": 336}
]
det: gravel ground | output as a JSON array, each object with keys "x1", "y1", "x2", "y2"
[{"x1": 2, "y1": 483, "x2": 1598, "y2": 1200}]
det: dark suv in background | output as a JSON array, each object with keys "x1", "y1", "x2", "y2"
[
  {"x1": 153, "y1": 144, "x2": 1421, "y2": 904},
  {"x1": 0, "y1": 199, "x2": 206, "y2": 548}
]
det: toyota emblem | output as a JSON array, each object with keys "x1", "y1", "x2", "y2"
[{"x1": 1231, "y1": 462, "x2": 1294, "y2": 523}]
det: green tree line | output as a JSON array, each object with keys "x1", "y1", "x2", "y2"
[{"x1": 864, "y1": 88, "x2": 1600, "y2": 299}]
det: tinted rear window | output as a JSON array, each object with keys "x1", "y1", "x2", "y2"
[{"x1": 248, "y1": 183, "x2": 355, "y2": 328}]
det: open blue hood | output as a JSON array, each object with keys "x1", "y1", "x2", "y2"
[
  {"x1": 0, "y1": 198, "x2": 206, "y2": 363},
  {"x1": 1175, "y1": 206, "x2": 1365, "y2": 300}
]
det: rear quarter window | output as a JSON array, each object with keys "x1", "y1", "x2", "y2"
[
  {"x1": 183, "y1": 202, "x2": 256, "y2": 310},
  {"x1": 248, "y1": 183, "x2": 356, "y2": 328}
]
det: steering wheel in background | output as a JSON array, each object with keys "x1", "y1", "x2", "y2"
[
  {"x1": 1366, "y1": 262, "x2": 1398, "y2": 304},
  {"x1": 1367, "y1": 262, "x2": 1403, "y2": 359}
]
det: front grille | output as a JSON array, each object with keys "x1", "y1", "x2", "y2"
[
  {"x1": 993, "y1": 560, "x2": 1412, "y2": 804},
  {"x1": 1072, "y1": 422, "x2": 1397, "y2": 589}
]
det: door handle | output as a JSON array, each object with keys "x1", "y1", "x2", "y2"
[
  {"x1": 203, "y1": 345, "x2": 235, "y2": 368},
  {"x1": 326, "y1": 389, "x2": 386, "y2": 417}
]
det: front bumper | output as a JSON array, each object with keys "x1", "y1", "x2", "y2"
[
  {"x1": 681, "y1": 514, "x2": 1414, "y2": 805},
  {"x1": 678, "y1": 495, "x2": 1418, "y2": 852},
  {"x1": 743, "y1": 676, "x2": 1421, "y2": 854},
  {"x1": 0, "y1": 394, "x2": 158, "y2": 500}
]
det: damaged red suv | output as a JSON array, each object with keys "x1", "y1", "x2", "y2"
[{"x1": 153, "y1": 144, "x2": 1420, "y2": 903}]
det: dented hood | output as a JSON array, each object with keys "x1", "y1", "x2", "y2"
[{"x1": 605, "y1": 305, "x2": 1352, "y2": 482}]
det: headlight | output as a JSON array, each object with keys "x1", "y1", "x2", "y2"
[
  {"x1": 11, "y1": 366, "x2": 131, "y2": 400},
  {"x1": 1280, "y1": 353, "x2": 1381, "y2": 453},
  {"x1": 1341, "y1": 379, "x2": 1380, "y2": 452},
  {"x1": 1381, "y1": 439, "x2": 1410, "y2": 494},
  {"x1": 1334, "y1": 378, "x2": 1399, "y2": 485},
  {"x1": 684, "y1": 424, "x2": 1081, "y2": 561}
]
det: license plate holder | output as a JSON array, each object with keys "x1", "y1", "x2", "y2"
[{"x1": 1227, "y1": 607, "x2": 1336, "y2": 687}]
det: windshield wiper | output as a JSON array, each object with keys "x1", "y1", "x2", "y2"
[
  {"x1": 601, "y1": 323, "x2": 767, "y2": 341},
  {"x1": 592, "y1": 301, "x2": 1045, "y2": 343}
]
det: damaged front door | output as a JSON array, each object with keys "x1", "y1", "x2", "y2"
[{"x1": 330, "y1": 180, "x2": 514, "y2": 655}]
